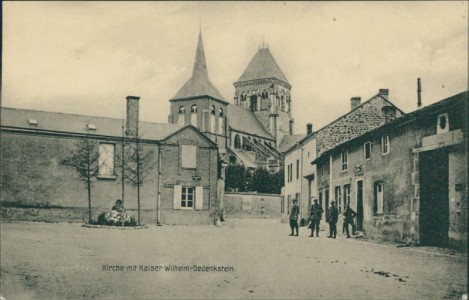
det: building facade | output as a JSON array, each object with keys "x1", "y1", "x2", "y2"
[
  {"x1": 1, "y1": 96, "x2": 220, "y2": 225},
  {"x1": 283, "y1": 89, "x2": 404, "y2": 222},
  {"x1": 313, "y1": 91, "x2": 468, "y2": 249}
]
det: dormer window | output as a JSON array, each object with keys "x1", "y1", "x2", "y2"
[
  {"x1": 28, "y1": 119, "x2": 38, "y2": 126},
  {"x1": 437, "y1": 113, "x2": 449, "y2": 134}
]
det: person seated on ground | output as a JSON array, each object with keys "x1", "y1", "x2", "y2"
[{"x1": 112, "y1": 199, "x2": 125, "y2": 213}]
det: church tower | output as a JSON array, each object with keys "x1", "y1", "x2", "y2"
[
  {"x1": 233, "y1": 45, "x2": 294, "y2": 148},
  {"x1": 168, "y1": 31, "x2": 228, "y2": 150}
]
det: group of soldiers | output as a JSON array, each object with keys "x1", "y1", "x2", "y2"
[{"x1": 288, "y1": 198, "x2": 357, "y2": 238}]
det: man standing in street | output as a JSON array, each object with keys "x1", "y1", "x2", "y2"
[
  {"x1": 289, "y1": 199, "x2": 299, "y2": 236},
  {"x1": 343, "y1": 204, "x2": 357, "y2": 238},
  {"x1": 308, "y1": 198, "x2": 323, "y2": 237},
  {"x1": 327, "y1": 201, "x2": 339, "y2": 238}
]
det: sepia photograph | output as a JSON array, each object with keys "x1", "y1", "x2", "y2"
[{"x1": 1, "y1": 1, "x2": 468, "y2": 299}]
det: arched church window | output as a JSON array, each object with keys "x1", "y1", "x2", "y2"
[
  {"x1": 210, "y1": 105, "x2": 216, "y2": 133},
  {"x1": 218, "y1": 108, "x2": 224, "y2": 134},
  {"x1": 281, "y1": 95, "x2": 285, "y2": 112},
  {"x1": 234, "y1": 135, "x2": 241, "y2": 149},
  {"x1": 178, "y1": 106, "x2": 185, "y2": 125},
  {"x1": 190, "y1": 105, "x2": 198, "y2": 127},
  {"x1": 250, "y1": 95, "x2": 258, "y2": 111}
]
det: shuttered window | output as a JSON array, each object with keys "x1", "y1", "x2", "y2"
[
  {"x1": 173, "y1": 185, "x2": 204, "y2": 210},
  {"x1": 181, "y1": 145, "x2": 197, "y2": 169},
  {"x1": 99, "y1": 143, "x2": 115, "y2": 176}
]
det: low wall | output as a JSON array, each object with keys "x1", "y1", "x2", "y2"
[
  {"x1": 1, "y1": 206, "x2": 157, "y2": 224},
  {"x1": 224, "y1": 193, "x2": 281, "y2": 219}
]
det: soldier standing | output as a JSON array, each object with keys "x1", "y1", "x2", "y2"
[
  {"x1": 308, "y1": 198, "x2": 324, "y2": 237},
  {"x1": 289, "y1": 199, "x2": 299, "y2": 236},
  {"x1": 343, "y1": 204, "x2": 357, "y2": 238},
  {"x1": 327, "y1": 201, "x2": 339, "y2": 238}
]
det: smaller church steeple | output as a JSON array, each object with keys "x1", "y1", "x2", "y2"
[
  {"x1": 192, "y1": 30, "x2": 209, "y2": 82},
  {"x1": 171, "y1": 30, "x2": 226, "y2": 102}
]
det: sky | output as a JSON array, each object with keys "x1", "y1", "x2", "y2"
[{"x1": 2, "y1": 1, "x2": 468, "y2": 133}]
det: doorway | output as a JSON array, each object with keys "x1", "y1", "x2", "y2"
[
  {"x1": 419, "y1": 149, "x2": 449, "y2": 247},
  {"x1": 356, "y1": 180, "x2": 364, "y2": 231}
]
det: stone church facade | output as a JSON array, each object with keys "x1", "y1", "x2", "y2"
[{"x1": 168, "y1": 32, "x2": 294, "y2": 170}]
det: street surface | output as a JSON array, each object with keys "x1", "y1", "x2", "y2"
[{"x1": 1, "y1": 219, "x2": 467, "y2": 299}]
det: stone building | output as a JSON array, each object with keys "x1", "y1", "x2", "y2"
[
  {"x1": 1, "y1": 96, "x2": 220, "y2": 225},
  {"x1": 168, "y1": 32, "x2": 294, "y2": 170},
  {"x1": 312, "y1": 91, "x2": 468, "y2": 249},
  {"x1": 283, "y1": 89, "x2": 403, "y2": 222}
]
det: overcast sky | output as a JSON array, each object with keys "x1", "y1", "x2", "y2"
[{"x1": 2, "y1": 1, "x2": 468, "y2": 133}]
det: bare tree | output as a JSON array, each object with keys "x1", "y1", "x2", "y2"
[
  {"x1": 62, "y1": 133, "x2": 99, "y2": 224},
  {"x1": 123, "y1": 136, "x2": 156, "y2": 225}
]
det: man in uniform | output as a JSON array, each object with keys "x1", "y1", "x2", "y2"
[
  {"x1": 343, "y1": 204, "x2": 357, "y2": 238},
  {"x1": 289, "y1": 199, "x2": 299, "y2": 236},
  {"x1": 327, "y1": 201, "x2": 339, "y2": 238},
  {"x1": 309, "y1": 198, "x2": 324, "y2": 237}
]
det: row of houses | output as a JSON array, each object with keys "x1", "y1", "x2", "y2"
[{"x1": 283, "y1": 90, "x2": 468, "y2": 249}]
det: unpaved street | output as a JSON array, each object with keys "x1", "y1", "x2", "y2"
[{"x1": 1, "y1": 219, "x2": 467, "y2": 299}]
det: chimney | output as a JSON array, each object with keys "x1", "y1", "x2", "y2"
[
  {"x1": 351, "y1": 97, "x2": 361, "y2": 110},
  {"x1": 306, "y1": 123, "x2": 313, "y2": 135},
  {"x1": 126, "y1": 96, "x2": 140, "y2": 136},
  {"x1": 417, "y1": 78, "x2": 422, "y2": 108},
  {"x1": 381, "y1": 105, "x2": 397, "y2": 124},
  {"x1": 379, "y1": 88, "x2": 389, "y2": 100}
]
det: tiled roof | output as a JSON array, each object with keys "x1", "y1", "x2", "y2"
[
  {"x1": 315, "y1": 93, "x2": 404, "y2": 155},
  {"x1": 172, "y1": 32, "x2": 226, "y2": 102},
  {"x1": 227, "y1": 104, "x2": 273, "y2": 139},
  {"x1": 1, "y1": 107, "x2": 184, "y2": 141},
  {"x1": 278, "y1": 134, "x2": 307, "y2": 153},
  {"x1": 235, "y1": 47, "x2": 289, "y2": 84}
]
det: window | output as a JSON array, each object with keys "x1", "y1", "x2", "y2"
[
  {"x1": 173, "y1": 186, "x2": 203, "y2": 210},
  {"x1": 181, "y1": 187, "x2": 194, "y2": 208},
  {"x1": 191, "y1": 105, "x2": 197, "y2": 127},
  {"x1": 218, "y1": 108, "x2": 224, "y2": 134},
  {"x1": 181, "y1": 145, "x2": 197, "y2": 169},
  {"x1": 374, "y1": 182, "x2": 384, "y2": 215},
  {"x1": 99, "y1": 143, "x2": 115, "y2": 176},
  {"x1": 287, "y1": 195, "x2": 291, "y2": 214},
  {"x1": 290, "y1": 164, "x2": 293, "y2": 182},
  {"x1": 210, "y1": 105, "x2": 216, "y2": 133},
  {"x1": 295, "y1": 193, "x2": 300, "y2": 211},
  {"x1": 335, "y1": 186, "x2": 342, "y2": 214},
  {"x1": 234, "y1": 135, "x2": 241, "y2": 149},
  {"x1": 296, "y1": 159, "x2": 300, "y2": 179},
  {"x1": 381, "y1": 136, "x2": 390, "y2": 155},
  {"x1": 178, "y1": 106, "x2": 185, "y2": 125},
  {"x1": 341, "y1": 151, "x2": 348, "y2": 171},
  {"x1": 437, "y1": 113, "x2": 449, "y2": 134},
  {"x1": 364, "y1": 142, "x2": 371, "y2": 160},
  {"x1": 343, "y1": 184, "x2": 351, "y2": 206}
]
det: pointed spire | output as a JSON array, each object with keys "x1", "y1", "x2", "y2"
[
  {"x1": 171, "y1": 31, "x2": 226, "y2": 102},
  {"x1": 192, "y1": 30, "x2": 209, "y2": 80}
]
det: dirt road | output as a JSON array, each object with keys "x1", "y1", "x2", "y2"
[{"x1": 1, "y1": 219, "x2": 467, "y2": 299}]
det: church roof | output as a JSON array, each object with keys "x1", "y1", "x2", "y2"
[
  {"x1": 227, "y1": 105, "x2": 273, "y2": 140},
  {"x1": 235, "y1": 47, "x2": 289, "y2": 84},
  {"x1": 172, "y1": 32, "x2": 226, "y2": 102}
]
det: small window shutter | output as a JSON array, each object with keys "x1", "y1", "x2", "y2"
[
  {"x1": 195, "y1": 186, "x2": 204, "y2": 210},
  {"x1": 173, "y1": 185, "x2": 182, "y2": 209}
]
